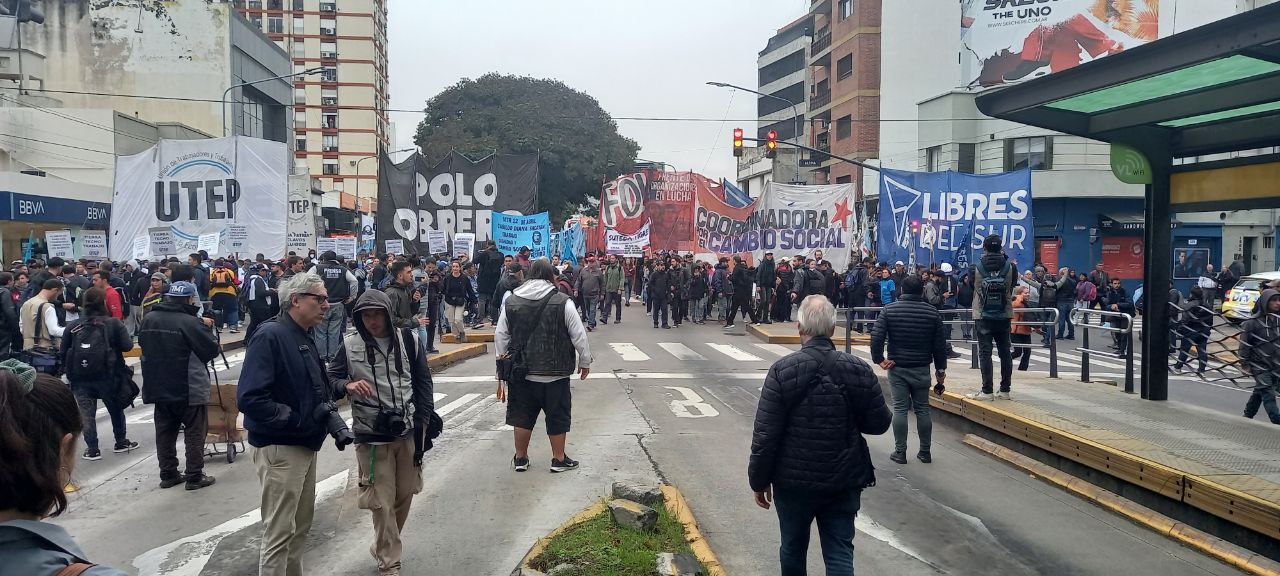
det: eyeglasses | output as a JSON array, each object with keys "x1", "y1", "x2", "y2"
[{"x1": 296, "y1": 292, "x2": 329, "y2": 303}]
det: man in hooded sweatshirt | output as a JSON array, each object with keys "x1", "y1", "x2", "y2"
[
  {"x1": 966, "y1": 235, "x2": 1017, "y2": 401},
  {"x1": 1240, "y1": 289, "x2": 1280, "y2": 425},
  {"x1": 494, "y1": 258, "x2": 592, "y2": 473},
  {"x1": 327, "y1": 290, "x2": 437, "y2": 576}
]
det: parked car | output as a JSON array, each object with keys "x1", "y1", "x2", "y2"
[{"x1": 1223, "y1": 271, "x2": 1280, "y2": 322}]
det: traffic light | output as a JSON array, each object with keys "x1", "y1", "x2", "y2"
[
  {"x1": 765, "y1": 130, "x2": 778, "y2": 159},
  {"x1": 911, "y1": 220, "x2": 920, "y2": 234},
  {"x1": 733, "y1": 128, "x2": 744, "y2": 157}
]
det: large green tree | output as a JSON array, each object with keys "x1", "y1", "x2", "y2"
[{"x1": 413, "y1": 74, "x2": 639, "y2": 222}]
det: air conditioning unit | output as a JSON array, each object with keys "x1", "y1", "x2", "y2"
[{"x1": 319, "y1": 2, "x2": 336, "y2": 12}]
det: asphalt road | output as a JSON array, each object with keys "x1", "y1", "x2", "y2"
[{"x1": 51, "y1": 304, "x2": 1247, "y2": 575}]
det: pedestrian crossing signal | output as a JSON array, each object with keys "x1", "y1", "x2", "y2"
[
  {"x1": 733, "y1": 128, "x2": 744, "y2": 157},
  {"x1": 765, "y1": 130, "x2": 778, "y2": 159}
]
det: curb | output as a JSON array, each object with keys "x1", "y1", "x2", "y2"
[
  {"x1": 661, "y1": 484, "x2": 727, "y2": 576},
  {"x1": 428, "y1": 343, "x2": 487, "y2": 370},
  {"x1": 964, "y1": 434, "x2": 1280, "y2": 576},
  {"x1": 516, "y1": 499, "x2": 610, "y2": 569},
  {"x1": 746, "y1": 323, "x2": 868, "y2": 345},
  {"x1": 441, "y1": 332, "x2": 496, "y2": 344}
]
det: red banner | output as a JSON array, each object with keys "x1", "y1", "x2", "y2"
[
  {"x1": 598, "y1": 170, "x2": 705, "y2": 253},
  {"x1": 1100, "y1": 236, "x2": 1144, "y2": 280}
]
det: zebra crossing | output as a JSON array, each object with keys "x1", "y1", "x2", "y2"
[{"x1": 603, "y1": 341, "x2": 790, "y2": 364}]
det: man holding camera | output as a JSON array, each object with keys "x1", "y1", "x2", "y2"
[
  {"x1": 138, "y1": 280, "x2": 221, "y2": 490},
  {"x1": 239, "y1": 272, "x2": 355, "y2": 576},
  {"x1": 328, "y1": 289, "x2": 438, "y2": 576}
]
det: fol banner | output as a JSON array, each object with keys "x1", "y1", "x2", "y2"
[
  {"x1": 878, "y1": 168, "x2": 1034, "y2": 271},
  {"x1": 606, "y1": 222, "x2": 650, "y2": 256},
  {"x1": 110, "y1": 136, "x2": 287, "y2": 260},
  {"x1": 598, "y1": 170, "x2": 706, "y2": 253},
  {"x1": 695, "y1": 181, "x2": 855, "y2": 272},
  {"x1": 962, "y1": 0, "x2": 1158, "y2": 88},
  {"x1": 491, "y1": 211, "x2": 550, "y2": 258},
  {"x1": 376, "y1": 150, "x2": 539, "y2": 253}
]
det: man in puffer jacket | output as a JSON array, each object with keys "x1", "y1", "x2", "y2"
[
  {"x1": 749, "y1": 295, "x2": 890, "y2": 576},
  {"x1": 870, "y1": 275, "x2": 948, "y2": 465},
  {"x1": 327, "y1": 290, "x2": 437, "y2": 575},
  {"x1": 1240, "y1": 289, "x2": 1280, "y2": 424}
]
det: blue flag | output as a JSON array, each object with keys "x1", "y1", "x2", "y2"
[
  {"x1": 560, "y1": 223, "x2": 581, "y2": 266},
  {"x1": 721, "y1": 178, "x2": 752, "y2": 208},
  {"x1": 491, "y1": 212, "x2": 551, "y2": 259}
]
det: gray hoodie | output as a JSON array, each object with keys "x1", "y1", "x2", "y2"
[
  {"x1": 1240, "y1": 289, "x2": 1280, "y2": 372},
  {"x1": 0, "y1": 520, "x2": 127, "y2": 575}
]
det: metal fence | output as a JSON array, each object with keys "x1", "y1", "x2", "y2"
[{"x1": 1069, "y1": 308, "x2": 1136, "y2": 393}]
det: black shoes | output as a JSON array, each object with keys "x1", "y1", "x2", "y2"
[
  {"x1": 513, "y1": 455, "x2": 530, "y2": 472},
  {"x1": 113, "y1": 439, "x2": 140, "y2": 453},
  {"x1": 159, "y1": 474, "x2": 186, "y2": 489},
  {"x1": 82, "y1": 448, "x2": 102, "y2": 461},
  {"x1": 947, "y1": 351, "x2": 962, "y2": 359},
  {"x1": 185, "y1": 474, "x2": 216, "y2": 491},
  {"x1": 917, "y1": 452, "x2": 932, "y2": 464},
  {"x1": 550, "y1": 456, "x2": 580, "y2": 473},
  {"x1": 889, "y1": 451, "x2": 907, "y2": 464}
]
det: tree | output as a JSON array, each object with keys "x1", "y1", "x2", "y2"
[{"x1": 413, "y1": 74, "x2": 640, "y2": 223}]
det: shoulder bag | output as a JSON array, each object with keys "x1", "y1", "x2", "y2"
[{"x1": 20, "y1": 303, "x2": 61, "y2": 375}]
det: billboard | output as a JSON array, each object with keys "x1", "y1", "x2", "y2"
[
  {"x1": 110, "y1": 136, "x2": 287, "y2": 260},
  {"x1": 878, "y1": 168, "x2": 1034, "y2": 271},
  {"x1": 962, "y1": 0, "x2": 1158, "y2": 87}
]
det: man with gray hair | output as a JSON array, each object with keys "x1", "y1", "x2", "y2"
[
  {"x1": 239, "y1": 272, "x2": 354, "y2": 576},
  {"x1": 749, "y1": 295, "x2": 890, "y2": 575}
]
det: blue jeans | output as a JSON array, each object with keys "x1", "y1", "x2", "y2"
[
  {"x1": 1056, "y1": 302, "x2": 1074, "y2": 338},
  {"x1": 583, "y1": 296, "x2": 598, "y2": 327},
  {"x1": 692, "y1": 296, "x2": 707, "y2": 322},
  {"x1": 213, "y1": 292, "x2": 239, "y2": 328},
  {"x1": 774, "y1": 486, "x2": 861, "y2": 576},
  {"x1": 889, "y1": 366, "x2": 932, "y2": 455},
  {"x1": 316, "y1": 303, "x2": 347, "y2": 362}
]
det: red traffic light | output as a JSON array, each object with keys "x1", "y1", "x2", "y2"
[
  {"x1": 911, "y1": 220, "x2": 920, "y2": 232},
  {"x1": 765, "y1": 130, "x2": 778, "y2": 159},
  {"x1": 733, "y1": 128, "x2": 744, "y2": 157}
]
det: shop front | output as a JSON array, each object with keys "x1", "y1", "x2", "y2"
[{"x1": 0, "y1": 192, "x2": 111, "y2": 263}]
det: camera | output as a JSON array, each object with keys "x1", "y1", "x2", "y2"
[
  {"x1": 312, "y1": 401, "x2": 355, "y2": 450},
  {"x1": 375, "y1": 407, "x2": 407, "y2": 437}
]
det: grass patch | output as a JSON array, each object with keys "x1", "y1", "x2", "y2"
[{"x1": 530, "y1": 501, "x2": 706, "y2": 576}]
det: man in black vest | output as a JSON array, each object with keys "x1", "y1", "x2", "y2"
[
  {"x1": 495, "y1": 259, "x2": 591, "y2": 473},
  {"x1": 310, "y1": 250, "x2": 357, "y2": 362}
]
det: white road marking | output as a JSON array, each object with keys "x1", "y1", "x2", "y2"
[
  {"x1": 434, "y1": 393, "x2": 446, "y2": 403},
  {"x1": 751, "y1": 343, "x2": 793, "y2": 357},
  {"x1": 659, "y1": 342, "x2": 706, "y2": 361},
  {"x1": 607, "y1": 372, "x2": 766, "y2": 380},
  {"x1": 610, "y1": 342, "x2": 651, "y2": 361},
  {"x1": 707, "y1": 343, "x2": 762, "y2": 362},
  {"x1": 856, "y1": 512, "x2": 942, "y2": 571},
  {"x1": 663, "y1": 386, "x2": 719, "y2": 418},
  {"x1": 437, "y1": 393, "x2": 482, "y2": 417},
  {"x1": 434, "y1": 375, "x2": 498, "y2": 383},
  {"x1": 132, "y1": 469, "x2": 348, "y2": 576}
]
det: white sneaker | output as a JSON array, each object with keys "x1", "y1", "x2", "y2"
[
  {"x1": 966, "y1": 392, "x2": 995, "y2": 401},
  {"x1": 995, "y1": 391, "x2": 1012, "y2": 400}
]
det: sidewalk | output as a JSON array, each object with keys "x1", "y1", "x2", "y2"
[{"x1": 933, "y1": 371, "x2": 1280, "y2": 542}]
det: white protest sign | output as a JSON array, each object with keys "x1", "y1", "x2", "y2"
[
  {"x1": 148, "y1": 227, "x2": 176, "y2": 257},
  {"x1": 426, "y1": 229, "x2": 448, "y2": 255},
  {"x1": 80, "y1": 231, "x2": 107, "y2": 258},
  {"x1": 384, "y1": 239, "x2": 404, "y2": 255},
  {"x1": 131, "y1": 236, "x2": 149, "y2": 261},
  {"x1": 45, "y1": 230, "x2": 73, "y2": 259},
  {"x1": 226, "y1": 224, "x2": 249, "y2": 253},
  {"x1": 198, "y1": 232, "x2": 220, "y2": 256},
  {"x1": 316, "y1": 236, "x2": 337, "y2": 256},
  {"x1": 333, "y1": 236, "x2": 357, "y2": 260},
  {"x1": 606, "y1": 222, "x2": 650, "y2": 257},
  {"x1": 452, "y1": 232, "x2": 474, "y2": 260}
]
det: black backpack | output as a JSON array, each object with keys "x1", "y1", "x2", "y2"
[
  {"x1": 66, "y1": 319, "x2": 112, "y2": 381},
  {"x1": 979, "y1": 262, "x2": 1013, "y2": 320}
]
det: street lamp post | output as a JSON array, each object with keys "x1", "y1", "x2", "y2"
[
  {"x1": 707, "y1": 81, "x2": 803, "y2": 182},
  {"x1": 222, "y1": 67, "x2": 325, "y2": 137},
  {"x1": 353, "y1": 147, "x2": 416, "y2": 214}
]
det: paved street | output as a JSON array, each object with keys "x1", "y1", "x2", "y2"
[{"x1": 52, "y1": 302, "x2": 1247, "y2": 575}]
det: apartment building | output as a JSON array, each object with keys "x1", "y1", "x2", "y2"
[
  {"x1": 807, "y1": 0, "x2": 880, "y2": 199},
  {"x1": 237, "y1": 0, "x2": 390, "y2": 214}
]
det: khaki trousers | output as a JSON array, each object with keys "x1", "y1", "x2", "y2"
[
  {"x1": 356, "y1": 438, "x2": 423, "y2": 573},
  {"x1": 252, "y1": 444, "x2": 318, "y2": 576}
]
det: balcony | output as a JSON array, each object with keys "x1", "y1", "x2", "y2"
[
  {"x1": 810, "y1": 88, "x2": 831, "y2": 110},
  {"x1": 319, "y1": 27, "x2": 336, "y2": 36},
  {"x1": 812, "y1": 26, "x2": 831, "y2": 54},
  {"x1": 815, "y1": 133, "x2": 830, "y2": 153},
  {"x1": 319, "y1": 2, "x2": 336, "y2": 12},
  {"x1": 321, "y1": 96, "x2": 338, "y2": 106}
]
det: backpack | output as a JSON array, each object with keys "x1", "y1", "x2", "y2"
[
  {"x1": 978, "y1": 261, "x2": 1013, "y2": 320},
  {"x1": 66, "y1": 319, "x2": 112, "y2": 382},
  {"x1": 1078, "y1": 281, "x2": 1097, "y2": 302},
  {"x1": 210, "y1": 268, "x2": 234, "y2": 288}
]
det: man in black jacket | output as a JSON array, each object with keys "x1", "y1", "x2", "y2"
[
  {"x1": 474, "y1": 242, "x2": 503, "y2": 319},
  {"x1": 647, "y1": 260, "x2": 672, "y2": 329},
  {"x1": 138, "y1": 281, "x2": 221, "y2": 490},
  {"x1": 725, "y1": 255, "x2": 758, "y2": 328},
  {"x1": 755, "y1": 252, "x2": 776, "y2": 324},
  {"x1": 749, "y1": 295, "x2": 890, "y2": 575},
  {"x1": 871, "y1": 275, "x2": 947, "y2": 464}
]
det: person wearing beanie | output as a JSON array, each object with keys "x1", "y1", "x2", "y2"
[{"x1": 967, "y1": 234, "x2": 1017, "y2": 401}]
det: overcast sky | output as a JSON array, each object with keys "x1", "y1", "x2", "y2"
[{"x1": 387, "y1": 0, "x2": 812, "y2": 181}]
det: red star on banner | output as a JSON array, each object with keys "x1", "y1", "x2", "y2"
[{"x1": 831, "y1": 198, "x2": 854, "y2": 228}]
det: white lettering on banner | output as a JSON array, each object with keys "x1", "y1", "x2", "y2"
[
  {"x1": 411, "y1": 171, "x2": 499, "y2": 242},
  {"x1": 663, "y1": 386, "x2": 719, "y2": 419}
]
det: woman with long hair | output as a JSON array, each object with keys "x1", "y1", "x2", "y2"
[
  {"x1": 0, "y1": 368, "x2": 127, "y2": 574},
  {"x1": 60, "y1": 287, "x2": 136, "y2": 461}
]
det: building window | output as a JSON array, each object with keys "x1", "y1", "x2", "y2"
[
  {"x1": 293, "y1": 87, "x2": 306, "y2": 103},
  {"x1": 320, "y1": 41, "x2": 337, "y2": 58},
  {"x1": 250, "y1": 15, "x2": 263, "y2": 28},
  {"x1": 248, "y1": 0, "x2": 262, "y2": 8},
  {"x1": 293, "y1": 157, "x2": 308, "y2": 173},
  {"x1": 295, "y1": 136, "x2": 307, "y2": 151},
  {"x1": 319, "y1": 1, "x2": 336, "y2": 12},
  {"x1": 839, "y1": 0, "x2": 853, "y2": 20},
  {"x1": 240, "y1": 100, "x2": 264, "y2": 139},
  {"x1": 1266, "y1": 236, "x2": 1275, "y2": 250},
  {"x1": 958, "y1": 143, "x2": 976, "y2": 173},
  {"x1": 320, "y1": 17, "x2": 336, "y2": 35},
  {"x1": 926, "y1": 146, "x2": 942, "y2": 171},
  {"x1": 332, "y1": 179, "x2": 344, "y2": 192},
  {"x1": 267, "y1": 0, "x2": 283, "y2": 10},
  {"x1": 322, "y1": 112, "x2": 338, "y2": 129},
  {"x1": 292, "y1": 16, "x2": 304, "y2": 34},
  {"x1": 1005, "y1": 136, "x2": 1052, "y2": 171},
  {"x1": 322, "y1": 134, "x2": 338, "y2": 151},
  {"x1": 320, "y1": 66, "x2": 337, "y2": 82},
  {"x1": 321, "y1": 87, "x2": 338, "y2": 106},
  {"x1": 292, "y1": 0, "x2": 305, "y2": 10},
  {"x1": 322, "y1": 159, "x2": 339, "y2": 175},
  {"x1": 835, "y1": 175, "x2": 852, "y2": 184},
  {"x1": 268, "y1": 16, "x2": 284, "y2": 34},
  {"x1": 294, "y1": 110, "x2": 306, "y2": 127},
  {"x1": 291, "y1": 41, "x2": 305, "y2": 58},
  {"x1": 836, "y1": 55, "x2": 853, "y2": 80},
  {"x1": 835, "y1": 115, "x2": 852, "y2": 140}
]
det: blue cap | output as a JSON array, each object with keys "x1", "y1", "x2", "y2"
[{"x1": 166, "y1": 281, "x2": 198, "y2": 298}]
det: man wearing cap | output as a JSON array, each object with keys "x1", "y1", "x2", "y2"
[
  {"x1": 310, "y1": 250, "x2": 358, "y2": 362},
  {"x1": 138, "y1": 280, "x2": 221, "y2": 490}
]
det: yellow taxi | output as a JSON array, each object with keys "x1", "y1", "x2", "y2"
[{"x1": 1223, "y1": 272, "x2": 1280, "y2": 322}]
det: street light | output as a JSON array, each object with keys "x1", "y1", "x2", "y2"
[
  {"x1": 222, "y1": 67, "x2": 326, "y2": 136},
  {"x1": 353, "y1": 148, "x2": 416, "y2": 214},
  {"x1": 707, "y1": 81, "x2": 804, "y2": 182}
]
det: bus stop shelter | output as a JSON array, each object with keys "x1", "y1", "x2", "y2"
[{"x1": 976, "y1": 3, "x2": 1280, "y2": 400}]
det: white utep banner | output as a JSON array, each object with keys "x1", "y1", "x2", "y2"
[{"x1": 110, "y1": 136, "x2": 287, "y2": 260}]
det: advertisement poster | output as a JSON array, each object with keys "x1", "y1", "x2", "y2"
[
  {"x1": 384, "y1": 239, "x2": 405, "y2": 255},
  {"x1": 1173, "y1": 247, "x2": 1210, "y2": 279},
  {"x1": 80, "y1": 231, "x2": 107, "y2": 258},
  {"x1": 878, "y1": 168, "x2": 1034, "y2": 271},
  {"x1": 962, "y1": 0, "x2": 1158, "y2": 88},
  {"x1": 491, "y1": 212, "x2": 551, "y2": 258},
  {"x1": 377, "y1": 150, "x2": 539, "y2": 251},
  {"x1": 44, "y1": 230, "x2": 73, "y2": 259},
  {"x1": 1101, "y1": 236, "x2": 1144, "y2": 280},
  {"x1": 111, "y1": 136, "x2": 287, "y2": 260},
  {"x1": 1039, "y1": 239, "x2": 1061, "y2": 272},
  {"x1": 606, "y1": 222, "x2": 650, "y2": 256},
  {"x1": 453, "y1": 232, "x2": 475, "y2": 261}
]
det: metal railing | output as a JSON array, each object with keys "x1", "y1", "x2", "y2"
[{"x1": 1070, "y1": 308, "x2": 1135, "y2": 393}]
